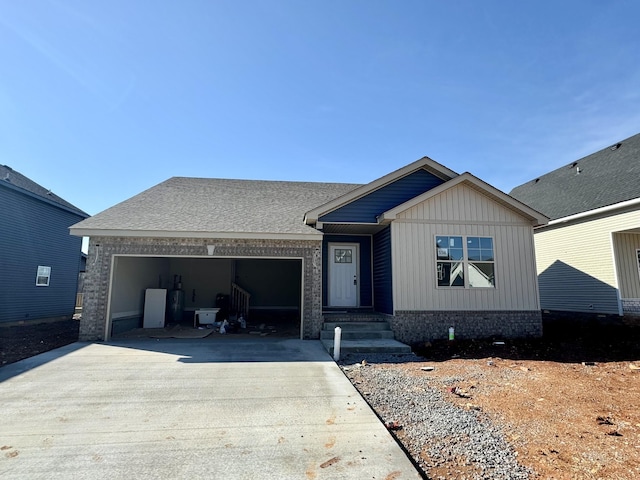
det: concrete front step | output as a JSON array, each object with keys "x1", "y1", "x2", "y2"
[
  {"x1": 321, "y1": 339, "x2": 413, "y2": 356},
  {"x1": 323, "y1": 321, "x2": 391, "y2": 331},
  {"x1": 320, "y1": 329, "x2": 395, "y2": 340},
  {"x1": 322, "y1": 313, "x2": 389, "y2": 322}
]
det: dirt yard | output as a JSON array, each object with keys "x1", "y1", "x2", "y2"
[
  {"x1": 348, "y1": 319, "x2": 640, "y2": 479},
  {"x1": 0, "y1": 318, "x2": 79, "y2": 366},
  {"x1": 2, "y1": 316, "x2": 639, "y2": 479}
]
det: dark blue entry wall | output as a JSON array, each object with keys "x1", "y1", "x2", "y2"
[
  {"x1": 319, "y1": 169, "x2": 444, "y2": 223},
  {"x1": 373, "y1": 227, "x2": 393, "y2": 314},
  {"x1": 322, "y1": 235, "x2": 372, "y2": 308}
]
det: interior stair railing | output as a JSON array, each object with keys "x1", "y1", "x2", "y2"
[{"x1": 230, "y1": 282, "x2": 251, "y2": 319}]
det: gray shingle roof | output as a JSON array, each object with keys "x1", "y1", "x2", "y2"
[
  {"x1": 509, "y1": 132, "x2": 640, "y2": 220},
  {"x1": 0, "y1": 165, "x2": 88, "y2": 217},
  {"x1": 71, "y1": 177, "x2": 362, "y2": 236}
]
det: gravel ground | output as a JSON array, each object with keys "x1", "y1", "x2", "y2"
[{"x1": 341, "y1": 353, "x2": 532, "y2": 480}]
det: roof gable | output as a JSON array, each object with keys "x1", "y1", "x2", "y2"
[
  {"x1": 318, "y1": 168, "x2": 446, "y2": 224},
  {"x1": 509, "y1": 132, "x2": 640, "y2": 220},
  {"x1": 380, "y1": 173, "x2": 548, "y2": 226},
  {"x1": 304, "y1": 157, "x2": 457, "y2": 224},
  {"x1": 0, "y1": 165, "x2": 88, "y2": 217}
]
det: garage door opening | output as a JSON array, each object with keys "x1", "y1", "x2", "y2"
[{"x1": 107, "y1": 256, "x2": 303, "y2": 340}]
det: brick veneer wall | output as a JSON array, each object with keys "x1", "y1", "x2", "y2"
[
  {"x1": 390, "y1": 310, "x2": 543, "y2": 344},
  {"x1": 622, "y1": 299, "x2": 640, "y2": 316},
  {"x1": 80, "y1": 236, "x2": 323, "y2": 341}
]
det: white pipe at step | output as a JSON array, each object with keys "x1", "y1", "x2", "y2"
[{"x1": 333, "y1": 326, "x2": 342, "y2": 362}]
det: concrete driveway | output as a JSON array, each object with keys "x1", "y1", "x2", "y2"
[{"x1": 1, "y1": 337, "x2": 422, "y2": 479}]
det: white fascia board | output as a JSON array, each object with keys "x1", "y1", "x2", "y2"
[
  {"x1": 539, "y1": 197, "x2": 640, "y2": 229},
  {"x1": 303, "y1": 156, "x2": 458, "y2": 224},
  {"x1": 379, "y1": 172, "x2": 549, "y2": 226},
  {"x1": 68, "y1": 228, "x2": 322, "y2": 241}
]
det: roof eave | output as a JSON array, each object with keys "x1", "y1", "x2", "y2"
[
  {"x1": 537, "y1": 196, "x2": 640, "y2": 229},
  {"x1": 68, "y1": 228, "x2": 323, "y2": 241},
  {"x1": 1, "y1": 180, "x2": 89, "y2": 218}
]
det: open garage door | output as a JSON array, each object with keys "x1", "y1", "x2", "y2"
[{"x1": 107, "y1": 256, "x2": 302, "y2": 339}]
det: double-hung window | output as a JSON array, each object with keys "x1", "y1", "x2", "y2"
[
  {"x1": 436, "y1": 236, "x2": 495, "y2": 288},
  {"x1": 36, "y1": 266, "x2": 51, "y2": 286}
]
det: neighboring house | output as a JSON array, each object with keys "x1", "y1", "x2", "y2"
[
  {"x1": 0, "y1": 165, "x2": 89, "y2": 325},
  {"x1": 510, "y1": 132, "x2": 640, "y2": 318},
  {"x1": 70, "y1": 157, "x2": 548, "y2": 342}
]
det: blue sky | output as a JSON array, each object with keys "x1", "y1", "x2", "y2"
[{"x1": 1, "y1": 0, "x2": 639, "y2": 216}]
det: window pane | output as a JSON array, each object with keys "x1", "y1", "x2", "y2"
[
  {"x1": 469, "y1": 262, "x2": 495, "y2": 287},
  {"x1": 480, "y1": 251, "x2": 494, "y2": 261},
  {"x1": 437, "y1": 261, "x2": 464, "y2": 287},
  {"x1": 467, "y1": 237, "x2": 480, "y2": 248},
  {"x1": 449, "y1": 248, "x2": 463, "y2": 261},
  {"x1": 334, "y1": 249, "x2": 352, "y2": 263},
  {"x1": 436, "y1": 236, "x2": 463, "y2": 260},
  {"x1": 467, "y1": 248, "x2": 481, "y2": 261},
  {"x1": 480, "y1": 237, "x2": 493, "y2": 249}
]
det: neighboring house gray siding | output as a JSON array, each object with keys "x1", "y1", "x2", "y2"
[{"x1": 0, "y1": 173, "x2": 87, "y2": 324}]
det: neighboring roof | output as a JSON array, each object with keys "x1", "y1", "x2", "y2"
[
  {"x1": 304, "y1": 156, "x2": 458, "y2": 224},
  {"x1": 509, "y1": 132, "x2": 640, "y2": 220},
  {"x1": 380, "y1": 172, "x2": 549, "y2": 227},
  {"x1": 70, "y1": 177, "x2": 361, "y2": 239},
  {"x1": 0, "y1": 165, "x2": 88, "y2": 217}
]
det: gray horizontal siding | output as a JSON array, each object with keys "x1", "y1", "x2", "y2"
[
  {"x1": 0, "y1": 186, "x2": 85, "y2": 323},
  {"x1": 319, "y1": 169, "x2": 444, "y2": 223}
]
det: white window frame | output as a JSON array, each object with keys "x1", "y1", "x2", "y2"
[
  {"x1": 36, "y1": 266, "x2": 51, "y2": 286},
  {"x1": 435, "y1": 235, "x2": 496, "y2": 289}
]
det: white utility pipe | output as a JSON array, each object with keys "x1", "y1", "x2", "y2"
[{"x1": 333, "y1": 326, "x2": 342, "y2": 361}]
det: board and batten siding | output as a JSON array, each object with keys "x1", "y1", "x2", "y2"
[
  {"x1": 534, "y1": 208, "x2": 640, "y2": 315},
  {"x1": 613, "y1": 232, "x2": 640, "y2": 299},
  {"x1": 391, "y1": 183, "x2": 540, "y2": 311}
]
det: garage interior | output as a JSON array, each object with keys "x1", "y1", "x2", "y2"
[{"x1": 108, "y1": 256, "x2": 302, "y2": 339}]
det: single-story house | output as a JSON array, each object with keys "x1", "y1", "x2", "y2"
[
  {"x1": 0, "y1": 165, "x2": 88, "y2": 325},
  {"x1": 70, "y1": 157, "x2": 548, "y2": 342},
  {"x1": 510, "y1": 132, "x2": 640, "y2": 318}
]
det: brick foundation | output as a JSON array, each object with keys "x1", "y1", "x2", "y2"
[
  {"x1": 622, "y1": 299, "x2": 640, "y2": 316},
  {"x1": 390, "y1": 310, "x2": 543, "y2": 344},
  {"x1": 81, "y1": 236, "x2": 322, "y2": 341}
]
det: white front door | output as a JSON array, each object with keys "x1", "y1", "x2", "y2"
[{"x1": 328, "y1": 244, "x2": 358, "y2": 307}]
